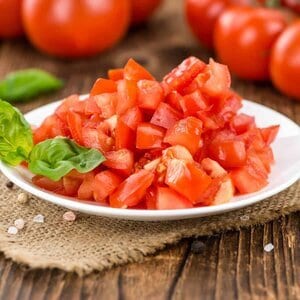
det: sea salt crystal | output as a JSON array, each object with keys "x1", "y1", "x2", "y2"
[
  {"x1": 33, "y1": 214, "x2": 44, "y2": 223},
  {"x1": 7, "y1": 226, "x2": 18, "y2": 235},
  {"x1": 17, "y1": 192, "x2": 29, "y2": 204},
  {"x1": 240, "y1": 215, "x2": 250, "y2": 221},
  {"x1": 14, "y1": 218, "x2": 25, "y2": 230},
  {"x1": 264, "y1": 243, "x2": 274, "y2": 252},
  {"x1": 63, "y1": 211, "x2": 76, "y2": 222}
]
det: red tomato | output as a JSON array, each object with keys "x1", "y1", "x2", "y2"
[
  {"x1": 163, "y1": 145, "x2": 194, "y2": 162},
  {"x1": 0, "y1": 0, "x2": 23, "y2": 38},
  {"x1": 110, "y1": 169, "x2": 154, "y2": 207},
  {"x1": 259, "y1": 125, "x2": 280, "y2": 145},
  {"x1": 162, "y1": 57, "x2": 206, "y2": 94},
  {"x1": 165, "y1": 159, "x2": 212, "y2": 204},
  {"x1": 145, "y1": 187, "x2": 157, "y2": 209},
  {"x1": 90, "y1": 79, "x2": 117, "y2": 96},
  {"x1": 150, "y1": 102, "x2": 182, "y2": 129},
  {"x1": 230, "y1": 113, "x2": 255, "y2": 134},
  {"x1": 120, "y1": 106, "x2": 143, "y2": 130},
  {"x1": 32, "y1": 175, "x2": 66, "y2": 195},
  {"x1": 108, "y1": 68, "x2": 124, "y2": 81},
  {"x1": 116, "y1": 80, "x2": 137, "y2": 115},
  {"x1": 156, "y1": 187, "x2": 193, "y2": 210},
  {"x1": 124, "y1": 58, "x2": 155, "y2": 81},
  {"x1": 214, "y1": 7, "x2": 287, "y2": 80},
  {"x1": 270, "y1": 21, "x2": 300, "y2": 101},
  {"x1": 166, "y1": 91, "x2": 183, "y2": 112},
  {"x1": 94, "y1": 93, "x2": 117, "y2": 119},
  {"x1": 82, "y1": 127, "x2": 113, "y2": 153},
  {"x1": 67, "y1": 111, "x2": 84, "y2": 145},
  {"x1": 63, "y1": 176, "x2": 83, "y2": 197},
  {"x1": 131, "y1": 0, "x2": 163, "y2": 25},
  {"x1": 164, "y1": 117, "x2": 202, "y2": 155},
  {"x1": 185, "y1": 0, "x2": 250, "y2": 49},
  {"x1": 22, "y1": 0, "x2": 131, "y2": 58},
  {"x1": 93, "y1": 170, "x2": 122, "y2": 202},
  {"x1": 180, "y1": 90, "x2": 208, "y2": 116},
  {"x1": 103, "y1": 149, "x2": 134, "y2": 176},
  {"x1": 78, "y1": 172, "x2": 95, "y2": 200},
  {"x1": 137, "y1": 80, "x2": 163, "y2": 110},
  {"x1": 136, "y1": 123, "x2": 165, "y2": 149},
  {"x1": 115, "y1": 118, "x2": 135, "y2": 150}
]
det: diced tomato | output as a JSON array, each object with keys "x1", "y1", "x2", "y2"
[
  {"x1": 196, "y1": 111, "x2": 220, "y2": 131},
  {"x1": 108, "y1": 68, "x2": 124, "y2": 81},
  {"x1": 116, "y1": 80, "x2": 137, "y2": 115},
  {"x1": 90, "y1": 78, "x2": 117, "y2": 96},
  {"x1": 260, "y1": 125, "x2": 280, "y2": 146},
  {"x1": 93, "y1": 170, "x2": 122, "y2": 203},
  {"x1": 209, "y1": 138, "x2": 246, "y2": 168},
  {"x1": 162, "y1": 56, "x2": 206, "y2": 94},
  {"x1": 196, "y1": 177, "x2": 224, "y2": 206},
  {"x1": 115, "y1": 118, "x2": 135, "y2": 150},
  {"x1": 165, "y1": 91, "x2": 183, "y2": 112},
  {"x1": 103, "y1": 149, "x2": 134, "y2": 176},
  {"x1": 120, "y1": 106, "x2": 143, "y2": 130},
  {"x1": 136, "y1": 123, "x2": 165, "y2": 149},
  {"x1": 84, "y1": 97, "x2": 102, "y2": 115},
  {"x1": 156, "y1": 187, "x2": 193, "y2": 210},
  {"x1": 123, "y1": 58, "x2": 155, "y2": 81},
  {"x1": 164, "y1": 117, "x2": 202, "y2": 155},
  {"x1": 94, "y1": 93, "x2": 117, "y2": 119},
  {"x1": 162, "y1": 145, "x2": 194, "y2": 162},
  {"x1": 180, "y1": 90, "x2": 208, "y2": 116},
  {"x1": 165, "y1": 159, "x2": 212, "y2": 204},
  {"x1": 82, "y1": 127, "x2": 113, "y2": 152},
  {"x1": 77, "y1": 172, "x2": 95, "y2": 200},
  {"x1": 230, "y1": 113, "x2": 255, "y2": 134},
  {"x1": 145, "y1": 187, "x2": 157, "y2": 209},
  {"x1": 67, "y1": 111, "x2": 84, "y2": 145},
  {"x1": 256, "y1": 147, "x2": 274, "y2": 172},
  {"x1": 109, "y1": 169, "x2": 154, "y2": 208},
  {"x1": 241, "y1": 128, "x2": 265, "y2": 151},
  {"x1": 247, "y1": 149, "x2": 269, "y2": 179},
  {"x1": 150, "y1": 102, "x2": 182, "y2": 129},
  {"x1": 137, "y1": 80, "x2": 163, "y2": 110},
  {"x1": 63, "y1": 176, "x2": 83, "y2": 196},
  {"x1": 55, "y1": 95, "x2": 80, "y2": 120},
  {"x1": 32, "y1": 175, "x2": 66, "y2": 195},
  {"x1": 201, "y1": 158, "x2": 227, "y2": 178}
]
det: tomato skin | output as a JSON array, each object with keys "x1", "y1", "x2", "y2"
[
  {"x1": 124, "y1": 58, "x2": 155, "y2": 81},
  {"x1": 165, "y1": 159, "x2": 212, "y2": 204},
  {"x1": 116, "y1": 80, "x2": 137, "y2": 115},
  {"x1": 164, "y1": 117, "x2": 202, "y2": 155},
  {"x1": 131, "y1": 0, "x2": 162, "y2": 25},
  {"x1": 0, "y1": 0, "x2": 23, "y2": 38},
  {"x1": 22, "y1": 0, "x2": 130, "y2": 58},
  {"x1": 63, "y1": 176, "x2": 83, "y2": 197},
  {"x1": 137, "y1": 80, "x2": 163, "y2": 110},
  {"x1": 270, "y1": 22, "x2": 300, "y2": 101},
  {"x1": 115, "y1": 119, "x2": 135, "y2": 150},
  {"x1": 78, "y1": 172, "x2": 95, "y2": 200},
  {"x1": 150, "y1": 102, "x2": 182, "y2": 129},
  {"x1": 136, "y1": 123, "x2": 165, "y2": 149},
  {"x1": 166, "y1": 91, "x2": 183, "y2": 112},
  {"x1": 93, "y1": 170, "x2": 122, "y2": 203},
  {"x1": 214, "y1": 7, "x2": 287, "y2": 80},
  {"x1": 108, "y1": 68, "x2": 124, "y2": 81},
  {"x1": 109, "y1": 169, "x2": 154, "y2": 207},
  {"x1": 90, "y1": 79, "x2": 117, "y2": 96},
  {"x1": 121, "y1": 106, "x2": 143, "y2": 130},
  {"x1": 67, "y1": 111, "x2": 84, "y2": 145}
]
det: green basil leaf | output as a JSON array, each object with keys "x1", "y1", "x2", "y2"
[
  {"x1": 29, "y1": 138, "x2": 106, "y2": 181},
  {"x1": 0, "y1": 69, "x2": 63, "y2": 102},
  {"x1": 0, "y1": 100, "x2": 33, "y2": 165}
]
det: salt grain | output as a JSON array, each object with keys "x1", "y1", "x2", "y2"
[
  {"x1": 240, "y1": 215, "x2": 250, "y2": 221},
  {"x1": 7, "y1": 226, "x2": 18, "y2": 235},
  {"x1": 17, "y1": 192, "x2": 29, "y2": 204},
  {"x1": 14, "y1": 218, "x2": 25, "y2": 230},
  {"x1": 264, "y1": 243, "x2": 274, "y2": 252},
  {"x1": 63, "y1": 211, "x2": 76, "y2": 222},
  {"x1": 33, "y1": 214, "x2": 44, "y2": 223}
]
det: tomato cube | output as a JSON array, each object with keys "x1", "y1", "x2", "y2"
[
  {"x1": 90, "y1": 78, "x2": 117, "y2": 96},
  {"x1": 124, "y1": 58, "x2": 155, "y2": 81},
  {"x1": 136, "y1": 123, "x2": 165, "y2": 149},
  {"x1": 180, "y1": 89, "x2": 208, "y2": 116},
  {"x1": 108, "y1": 68, "x2": 124, "y2": 81},
  {"x1": 137, "y1": 80, "x2": 163, "y2": 110},
  {"x1": 116, "y1": 80, "x2": 137, "y2": 115}
]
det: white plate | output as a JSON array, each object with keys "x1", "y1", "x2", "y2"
[{"x1": 0, "y1": 99, "x2": 299, "y2": 221}]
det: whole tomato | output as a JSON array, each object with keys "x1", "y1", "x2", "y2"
[
  {"x1": 270, "y1": 21, "x2": 300, "y2": 101},
  {"x1": 214, "y1": 7, "x2": 287, "y2": 80},
  {"x1": 22, "y1": 0, "x2": 131, "y2": 58},
  {"x1": 185, "y1": 0, "x2": 251, "y2": 49},
  {"x1": 131, "y1": 0, "x2": 163, "y2": 25},
  {"x1": 0, "y1": 0, "x2": 23, "y2": 38}
]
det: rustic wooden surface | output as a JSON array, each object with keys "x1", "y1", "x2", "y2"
[{"x1": 0, "y1": 1, "x2": 299, "y2": 299}]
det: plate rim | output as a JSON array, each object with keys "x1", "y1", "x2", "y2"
[{"x1": 0, "y1": 99, "x2": 299, "y2": 221}]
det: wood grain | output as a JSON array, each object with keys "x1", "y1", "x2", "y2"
[{"x1": 0, "y1": 0, "x2": 299, "y2": 299}]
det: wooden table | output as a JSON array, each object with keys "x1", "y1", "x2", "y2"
[{"x1": 0, "y1": 1, "x2": 299, "y2": 299}]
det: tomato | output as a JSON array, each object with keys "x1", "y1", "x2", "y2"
[
  {"x1": 180, "y1": 90, "x2": 207, "y2": 117},
  {"x1": 0, "y1": 0, "x2": 23, "y2": 38},
  {"x1": 22, "y1": 0, "x2": 131, "y2": 58},
  {"x1": 90, "y1": 79, "x2": 117, "y2": 96},
  {"x1": 214, "y1": 7, "x2": 287, "y2": 80},
  {"x1": 82, "y1": 127, "x2": 113, "y2": 153},
  {"x1": 93, "y1": 170, "x2": 122, "y2": 202},
  {"x1": 67, "y1": 111, "x2": 84, "y2": 145},
  {"x1": 185, "y1": 0, "x2": 250, "y2": 49},
  {"x1": 131, "y1": 0, "x2": 163, "y2": 25},
  {"x1": 166, "y1": 91, "x2": 183, "y2": 112},
  {"x1": 150, "y1": 102, "x2": 182, "y2": 129},
  {"x1": 165, "y1": 159, "x2": 212, "y2": 203},
  {"x1": 108, "y1": 68, "x2": 124, "y2": 81},
  {"x1": 32, "y1": 175, "x2": 66, "y2": 195},
  {"x1": 156, "y1": 187, "x2": 193, "y2": 210},
  {"x1": 281, "y1": 0, "x2": 300, "y2": 14},
  {"x1": 121, "y1": 107, "x2": 143, "y2": 130},
  {"x1": 162, "y1": 145, "x2": 194, "y2": 162},
  {"x1": 164, "y1": 117, "x2": 202, "y2": 155},
  {"x1": 78, "y1": 172, "x2": 95, "y2": 200},
  {"x1": 230, "y1": 113, "x2": 255, "y2": 134},
  {"x1": 136, "y1": 123, "x2": 165, "y2": 149},
  {"x1": 162, "y1": 57, "x2": 206, "y2": 94},
  {"x1": 94, "y1": 93, "x2": 117, "y2": 119},
  {"x1": 124, "y1": 58, "x2": 155, "y2": 81},
  {"x1": 103, "y1": 149, "x2": 134, "y2": 176},
  {"x1": 270, "y1": 21, "x2": 300, "y2": 101},
  {"x1": 145, "y1": 187, "x2": 157, "y2": 209},
  {"x1": 63, "y1": 176, "x2": 83, "y2": 196},
  {"x1": 137, "y1": 80, "x2": 163, "y2": 110},
  {"x1": 116, "y1": 80, "x2": 137, "y2": 115},
  {"x1": 109, "y1": 169, "x2": 154, "y2": 207},
  {"x1": 259, "y1": 125, "x2": 280, "y2": 145}
]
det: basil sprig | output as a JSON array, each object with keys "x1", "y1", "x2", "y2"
[
  {"x1": 0, "y1": 100, "x2": 105, "y2": 180},
  {"x1": 0, "y1": 69, "x2": 63, "y2": 102}
]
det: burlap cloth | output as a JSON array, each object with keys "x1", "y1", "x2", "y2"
[{"x1": 0, "y1": 173, "x2": 299, "y2": 275}]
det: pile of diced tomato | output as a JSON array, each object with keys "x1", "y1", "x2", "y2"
[{"x1": 32, "y1": 57, "x2": 279, "y2": 209}]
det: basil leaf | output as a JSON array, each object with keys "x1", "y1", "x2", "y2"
[
  {"x1": 29, "y1": 138, "x2": 106, "y2": 181},
  {"x1": 0, "y1": 100, "x2": 33, "y2": 165},
  {"x1": 0, "y1": 69, "x2": 63, "y2": 102}
]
